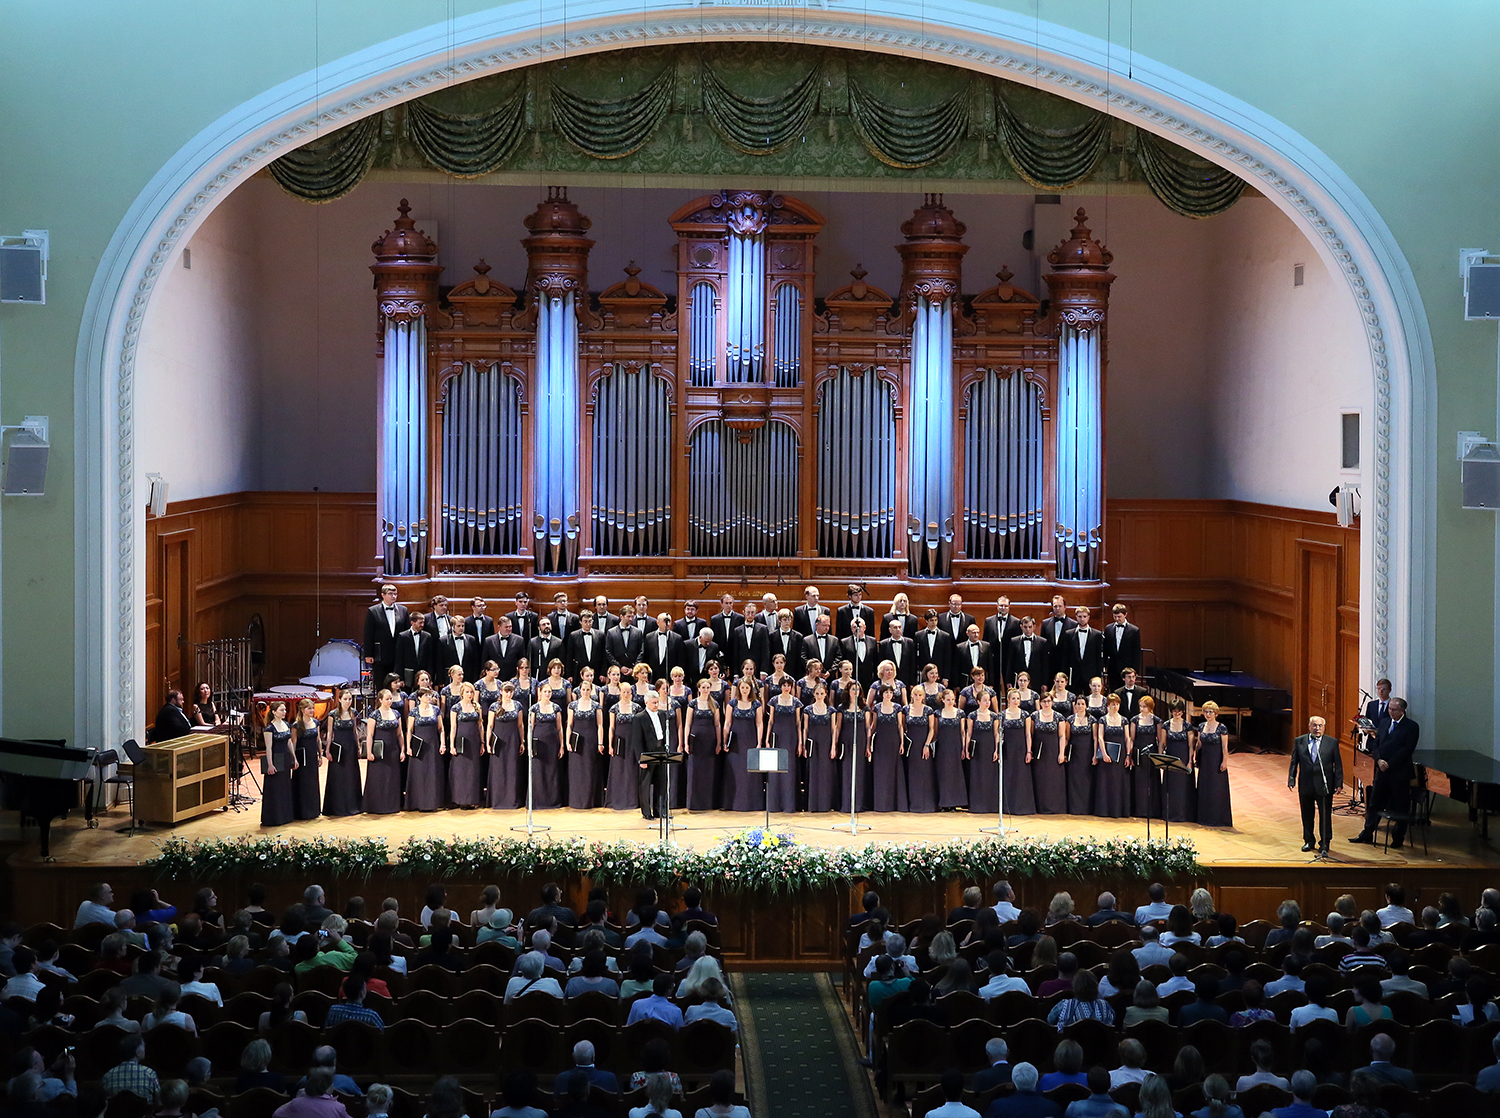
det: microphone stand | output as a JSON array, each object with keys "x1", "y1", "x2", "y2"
[
  {"x1": 510, "y1": 706, "x2": 549, "y2": 839},
  {"x1": 832, "y1": 711, "x2": 871, "y2": 836},
  {"x1": 980, "y1": 717, "x2": 1016, "y2": 837}
]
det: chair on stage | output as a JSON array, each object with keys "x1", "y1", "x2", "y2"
[{"x1": 1378, "y1": 767, "x2": 1434, "y2": 854}]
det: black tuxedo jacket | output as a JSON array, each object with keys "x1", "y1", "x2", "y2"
[
  {"x1": 482, "y1": 633, "x2": 525, "y2": 680},
  {"x1": 564, "y1": 629, "x2": 607, "y2": 681},
  {"x1": 1064, "y1": 627, "x2": 1106, "y2": 691},
  {"x1": 464, "y1": 614, "x2": 497, "y2": 646},
  {"x1": 835, "y1": 603, "x2": 875, "y2": 640},
  {"x1": 939, "y1": 610, "x2": 977, "y2": 646},
  {"x1": 1289, "y1": 733, "x2": 1344, "y2": 796},
  {"x1": 627, "y1": 615, "x2": 659, "y2": 636},
  {"x1": 802, "y1": 632, "x2": 841, "y2": 675},
  {"x1": 528, "y1": 635, "x2": 565, "y2": 675},
  {"x1": 642, "y1": 630, "x2": 684, "y2": 681},
  {"x1": 729, "y1": 622, "x2": 771, "y2": 678},
  {"x1": 605, "y1": 625, "x2": 646, "y2": 670},
  {"x1": 508, "y1": 609, "x2": 540, "y2": 644},
  {"x1": 877, "y1": 636, "x2": 918, "y2": 686},
  {"x1": 709, "y1": 612, "x2": 744, "y2": 651},
  {"x1": 638, "y1": 707, "x2": 677, "y2": 757},
  {"x1": 592, "y1": 610, "x2": 619, "y2": 632},
  {"x1": 153, "y1": 703, "x2": 194, "y2": 742},
  {"x1": 1363, "y1": 699, "x2": 1393, "y2": 739},
  {"x1": 673, "y1": 616, "x2": 709, "y2": 643},
  {"x1": 913, "y1": 627, "x2": 955, "y2": 685},
  {"x1": 1373, "y1": 716, "x2": 1420, "y2": 781},
  {"x1": 954, "y1": 639, "x2": 991, "y2": 684},
  {"x1": 983, "y1": 614, "x2": 1022, "y2": 682},
  {"x1": 767, "y1": 628, "x2": 805, "y2": 676},
  {"x1": 686, "y1": 640, "x2": 723, "y2": 683},
  {"x1": 440, "y1": 632, "x2": 479, "y2": 679},
  {"x1": 1040, "y1": 615, "x2": 1078, "y2": 677},
  {"x1": 394, "y1": 628, "x2": 438, "y2": 683},
  {"x1": 841, "y1": 635, "x2": 879, "y2": 687},
  {"x1": 1112, "y1": 686, "x2": 1145, "y2": 722},
  {"x1": 1009, "y1": 634, "x2": 1045, "y2": 687},
  {"x1": 881, "y1": 611, "x2": 921, "y2": 641},
  {"x1": 363, "y1": 603, "x2": 411, "y2": 666},
  {"x1": 1103, "y1": 621, "x2": 1143, "y2": 680},
  {"x1": 793, "y1": 603, "x2": 831, "y2": 637},
  {"x1": 424, "y1": 611, "x2": 460, "y2": 645},
  {"x1": 548, "y1": 610, "x2": 581, "y2": 644}
]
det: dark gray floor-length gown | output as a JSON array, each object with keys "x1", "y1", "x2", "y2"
[
  {"x1": 1194, "y1": 721, "x2": 1233, "y2": 827},
  {"x1": 1030, "y1": 712, "x2": 1068, "y2": 815},
  {"x1": 904, "y1": 708, "x2": 936, "y2": 813},
  {"x1": 448, "y1": 705, "x2": 484, "y2": 807},
  {"x1": 767, "y1": 698, "x2": 803, "y2": 813},
  {"x1": 727, "y1": 701, "x2": 764, "y2": 812},
  {"x1": 529, "y1": 705, "x2": 563, "y2": 809},
  {"x1": 686, "y1": 702, "x2": 720, "y2": 811},
  {"x1": 364, "y1": 714, "x2": 403, "y2": 815},
  {"x1": 933, "y1": 712, "x2": 967, "y2": 810},
  {"x1": 487, "y1": 704, "x2": 523, "y2": 809},
  {"x1": 1161, "y1": 720, "x2": 1197, "y2": 822},
  {"x1": 1065, "y1": 716, "x2": 1095, "y2": 816},
  {"x1": 1129, "y1": 714, "x2": 1162, "y2": 820},
  {"x1": 606, "y1": 703, "x2": 640, "y2": 811},
  {"x1": 805, "y1": 707, "x2": 838, "y2": 813},
  {"x1": 405, "y1": 707, "x2": 445, "y2": 811},
  {"x1": 260, "y1": 725, "x2": 295, "y2": 827},
  {"x1": 566, "y1": 701, "x2": 603, "y2": 809},
  {"x1": 1094, "y1": 718, "x2": 1130, "y2": 818},
  {"x1": 292, "y1": 722, "x2": 322, "y2": 821},
  {"x1": 869, "y1": 707, "x2": 906, "y2": 813},
  {"x1": 999, "y1": 712, "x2": 1035, "y2": 816},
  {"x1": 323, "y1": 715, "x2": 362, "y2": 817}
]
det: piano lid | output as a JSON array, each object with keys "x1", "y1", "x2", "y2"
[{"x1": 0, "y1": 737, "x2": 95, "y2": 782}]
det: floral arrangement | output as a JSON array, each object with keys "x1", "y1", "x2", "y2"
[{"x1": 146, "y1": 831, "x2": 1198, "y2": 894}]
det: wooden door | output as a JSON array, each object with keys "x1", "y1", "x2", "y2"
[
  {"x1": 1295, "y1": 540, "x2": 1341, "y2": 735},
  {"x1": 158, "y1": 531, "x2": 194, "y2": 702}
]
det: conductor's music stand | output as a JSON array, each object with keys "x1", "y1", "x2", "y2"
[
  {"x1": 642, "y1": 752, "x2": 685, "y2": 846},
  {"x1": 748, "y1": 747, "x2": 788, "y2": 833},
  {"x1": 1147, "y1": 752, "x2": 1193, "y2": 844}
]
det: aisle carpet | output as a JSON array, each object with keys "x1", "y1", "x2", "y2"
[{"x1": 730, "y1": 972, "x2": 878, "y2": 1118}]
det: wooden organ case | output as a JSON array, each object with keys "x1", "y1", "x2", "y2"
[{"x1": 371, "y1": 190, "x2": 1115, "y2": 602}]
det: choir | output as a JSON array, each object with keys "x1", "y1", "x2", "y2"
[{"x1": 259, "y1": 586, "x2": 1234, "y2": 826}]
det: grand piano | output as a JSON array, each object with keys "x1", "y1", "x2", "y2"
[
  {"x1": 0, "y1": 737, "x2": 98, "y2": 857},
  {"x1": 1148, "y1": 668, "x2": 1292, "y2": 744}
]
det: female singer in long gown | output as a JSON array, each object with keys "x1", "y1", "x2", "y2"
[
  {"x1": 1193, "y1": 701, "x2": 1234, "y2": 827},
  {"x1": 868, "y1": 697, "x2": 906, "y2": 813},
  {"x1": 511, "y1": 662, "x2": 538, "y2": 713},
  {"x1": 260, "y1": 704, "x2": 295, "y2": 827},
  {"x1": 767, "y1": 679, "x2": 804, "y2": 814},
  {"x1": 869, "y1": 661, "x2": 906, "y2": 708},
  {"x1": 529, "y1": 689, "x2": 564, "y2": 809},
  {"x1": 763, "y1": 655, "x2": 795, "y2": 706},
  {"x1": 904, "y1": 697, "x2": 937, "y2": 813},
  {"x1": 917, "y1": 665, "x2": 945, "y2": 710},
  {"x1": 1083, "y1": 677, "x2": 1108, "y2": 722},
  {"x1": 1161, "y1": 701, "x2": 1197, "y2": 822},
  {"x1": 837, "y1": 683, "x2": 869, "y2": 814},
  {"x1": 475, "y1": 665, "x2": 502, "y2": 723},
  {"x1": 487, "y1": 684, "x2": 523, "y2": 809},
  {"x1": 291, "y1": 700, "x2": 322, "y2": 821},
  {"x1": 322, "y1": 691, "x2": 363, "y2": 817},
  {"x1": 1000, "y1": 690, "x2": 1036, "y2": 816},
  {"x1": 933, "y1": 692, "x2": 968, "y2": 810},
  {"x1": 804, "y1": 683, "x2": 838, "y2": 813},
  {"x1": 727, "y1": 681, "x2": 765, "y2": 812},
  {"x1": 1030, "y1": 694, "x2": 1068, "y2": 815},
  {"x1": 798, "y1": 666, "x2": 824, "y2": 708},
  {"x1": 440, "y1": 666, "x2": 466, "y2": 716},
  {"x1": 968, "y1": 695, "x2": 1001, "y2": 815},
  {"x1": 1045, "y1": 677, "x2": 1075, "y2": 720},
  {"x1": 363, "y1": 692, "x2": 405, "y2": 815},
  {"x1": 566, "y1": 683, "x2": 604, "y2": 809},
  {"x1": 1064, "y1": 698, "x2": 1095, "y2": 816},
  {"x1": 686, "y1": 681, "x2": 722, "y2": 811},
  {"x1": 447, "y1": 683, "x2": 484, "y2": 807},
  {"x1": 606, "y1": 698, "x2": 641, "y2": 811},
  {"x1": 1093, "y1": 695, "x2": 1130, "y2": 818},
  {"x1": 542, "y1": 660, "x2": 572, "y2": 709},
  {"x1": 665, "y1": 671, "x2": 693, "y2": 810},
  {"x1": 1128, "y1": 696, "x2": 1163, "y2": 820},
  {"x1": 959, "y1": 670, "x2": 991, "y2": 714},
  {"x1": 1013, "y1": 674, "x2": 1039, "y2": 715},
  {"x1": 405, "y1": 693, "x2": 446, "y2": 811}
]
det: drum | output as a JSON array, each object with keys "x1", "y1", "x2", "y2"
[
  {"x1": 269, "y1": 683, "x2": 329, "y2": 721},
  {"x1": 309, "y1": 640, "x2": 363, "y2": 690}
]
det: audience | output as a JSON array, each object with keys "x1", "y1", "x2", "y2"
[
  {"x1": 693, "y1": 1069, "x2": 749, "y2": 1118},
  {"x1": 985, "y1": 1061, "x2": 1061, "y2": 1118},
  {"x1": 626, "y1": 974, "x2": 685, "y2": 1029},
  {"x1": 1046, "y1": 971, "x2": 1114, "y2": 1029},
  {"x1": 1268, "y1": 1070, "x2": 1323, "y2": 1118},
  {"x1": 1038, "y1": 1040, "x2": 1086, "y2": 1092},
  {"x1": 1361, "y1": 1032, "x2": 1416, "y2": 1089},
  {"x1": 1108, "y1": 1040, "x2": 1148, "y2": 1090},
  {"x1": 1086, "y1": 893, "x2": 1133, "y2": 927},
  {"x1": 1133, "y1": 884, "x2": 1172, "y2": 926},
  {"x1": 972, "y1": 1039, "x2": 1011, "y2": 1092},
  {"x1": 927, "y1": 1067, "x2": 983, "y2": 1118},
  {"x1": 553, "y1": 1040, "x2": 620, "y2": 1098},
  {"x1": 493, "y1": 1072, "x2": 546, "y2": 1118},
  {"x1": 1377, "y1": 882, "x2": 1415, "y2": 927},
  {"x1": 1234, "y1": 1039, "x2": 1290, "y2": 1093},
  {"x1": 1191, "y1": 1074, "x2": 1243, "y2": 1118}
]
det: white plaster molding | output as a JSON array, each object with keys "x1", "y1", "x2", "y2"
[{"x1": 76, "y1": 0, "x2": 1436, "y2": 744}]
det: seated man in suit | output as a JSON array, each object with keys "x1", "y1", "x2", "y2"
[
  {"x1": 153, "y1": 690, "x2": 194, "y2": 742},
  {"x1": 972, "y1": 1038, "x2": 1012, "y2": 1092},
  {"x1": 1269, "y1": 1070, "x2": 1326, "y2": 1118},
  {"x1": 553, "y1": 1039, "x2": 619, "y2": 1098},
  {"x1": 1360, "y1": 1032, "x2": 1417, "y2": 1090},
  {"x1": 984, "y1": 1061, "x2": 1062, "y2": 1118},
  {"x1": 1084, "y1": 892, "x2": 1135, "y2": 926}
]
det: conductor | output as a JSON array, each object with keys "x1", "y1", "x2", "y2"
[
  {"x1": 1288, "y1": 716, "x2": 1342, "y2": 854},
  {"x1": 1349, "y1": 697, "x2": 1420, "y2": 848}
]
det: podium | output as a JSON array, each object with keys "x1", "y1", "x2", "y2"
[
  {"x1": 642, "y1": 752, "x2": 685, "y2": 845},
  {"x1": 1146, "y1": 751, "x2": 1193, "y2": 842},
  {"x1": 748, "y1": 747, "x2": 789, "y2": 832}
]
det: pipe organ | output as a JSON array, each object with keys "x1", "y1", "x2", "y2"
[{"x1": 369, "y1": 189, "x2": 1114, "y2": 596}]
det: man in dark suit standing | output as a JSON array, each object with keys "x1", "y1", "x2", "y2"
[
  {"x1": 1351, "y1": 697, "x2": 1420, "y2": 848},
  {"x1": 877, "y1": 618, "x2": 917, "y2": 687},
  {"x1": 643, "y1": 613, "x2": 684, "y2": 682},
  {"x1": 1112, "y1": 667, "x2": 1145, "y2": 721},
  {"x1": 463, "y1": 596, "x2": 496, "y2": 647},
  {"x1": 983, "y1": 596, "x2": 1022, "y2": 689},
  {"x1": 564, "y1": 611, "x2": 607, "y2": 682},
  {"x1": 630, "y1": 597, "x2": 659, "y2": 635},
  {"x1": 940, "y1": 594, "x2": 976, "y2": 648},
  {"x1": 755, "y1": 593, "x2": 781, "y2": 631},
  {"x1": 687, "y1": 628, "x2": 722, "y2": 684},
  {"x1": 425, "y1": 595, "x2": 458, "y2": 645},
  {"x1": 507, "y1": 591, "x2": 540, "y2": 644},
  {"x1": 881, "y1": 592, "x2": 920, "y2": 642},
  {"x1": 1289, "y1": 715, "x2": 1343, "y2": 853},
  {"x1": 673, "y1": 601, "x2": 708, "y2": 644},
  {"x1": 729, "y1": 601, "x2": 770, "y2": 677},
  {"x1": 955, "y1": 623, "x2": 990, "y2": 685},
  {"x1": 1064, "y1": 606, "x2": 1104, "y2": 692},
  {"x1": 394, "y1": 612, "x2": 437, "y2": 687},
  {"x1": 482, "y1": 616, "x2": 525, "y2": 681},
  {"x1": 547, "y1": 593, "x2": 580, "y2": 645},
  {"x1": 637, "y1": 690, "x2": 676, "y2": 819},
  {"x1": 802, "y1": 615, "x2": 840, "y2": 678},
  {"x1": 440, "y1": 620, "x2": 479, "y2": 681},
  {"x1": 1102, "y1": 603, "x2": 1142, "y2": 684},
  {"x1": 1009, "y1": 616, "x2": 1044, "y2": 688},
  {"x1": 363, "y1": 584, "x2": 410, "y2": 692},
  {"x1": 528, "y1": 618, "x2": 565, "y2": 676},
  {"x1": 767, "y1": 610, "x2": 804, "y2": 677},
  {"x1": 605, "y1": 605, "x2": 646, "y2": 669},
  {"x1": 841, "y1": 617, "x2": 878, "y2": 688},
  {"x1": 1039, "y1": 595, "x2": 1076, "y2": 683},
  {"x1": 914, "y1": 609, "x2": 955, "y2": 686},
  {"x1": 710, "y1": 594, "x2": 743, "y2": 652},
  {"x1": 590, "y1": 595, "x2": 618, "y2": 632},
  {"x1": 1360, "y1": 678, "x2": 1393, "y2": 749},
  {"x1": 793, "y1": 586, "x2": 830, "y2": 637},
  {"x1": 835, "y1": 584, "x2": 875, "y2": 641}
]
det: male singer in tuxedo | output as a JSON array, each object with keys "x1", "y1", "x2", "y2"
[
  {"x1": 590, "y1": 595, "x2": 618, "y2": 631},
  {"x1": 1040, "y1": 595, "x2": 1077, "y2": 682},
  {"x1": 941, "y1": 594, "x2": 977, "y2": 648},
  {"x1": 631, "y1": 597, "x2": 659, "y2": 635},
  {"x1": 673, "y1": 600, "x2": 708, "y2": 644},
  {"x1": 688, "y1": 628, "x2": 723, "y2": 684},
  {"x1": 482, "y1": 616, "x2": 525, "y2": 680},
  {"x1": 802, "y1": 615, "x2": 840, "y2": 678},
  {"x1": 605, "y1": 606, "x2": 646, "y2": 669},
  {"x1": 1350, "y1": 697, "x2": 1421, "y2": 848},
  {"x1": 637, "y1": 690, "x2": 676, "y2": 819},
  {"x1": 881, "y1": 592, "x2": 920, "y2": 641},
  {"x1": 1065, "y1": 606, "x2": 1106, "y2": 692},
  {"x1": 528, "y1": 618, "x2": 565, "y2": 676},
  {"x1": 565, "y1": 610, "x2": 607, "y2": 681},
  {"x1": 394, "y1": 612, "x2": 438, "y2": 687},
  {"x1": 878, "y1": 618, "x2": 918, "y2": 687},
  {"x1": 507, "y1": 592, "x2": 539, "y2": 644},
  {"x1": 983, "y1": 596, "x2": 1022, "y2": 688},
  {"x1": 768, "y1": 610, "x2": 805, "y2": 676},
  {"x1": 836, "y1": 584, "x2": 875, "y2": 641},
  {"x1": 440, "y1": 619, "x2": 479, "y2": 681},
  {"x1": 841, "y1": 617, "x2": 878, "y2": 688},
  {"x1": 464, "y1": 596, "x2": 496, "y2": 647},
  {"x1": 1112, "y1": 667, "x2": 1145, "y2": 721},
  {"x1": 1289, "y1": 715, "x2": 1343, "y2": 853},
  {"x1": 915, "y1": 609, "x2": 955, "y2": 686},
  {"x1": 710, "y1": 594, "x2": 743, "y2": 652},
  {"x1": 1102, "y1": 603, "x2": 1142, "y2": 684},
  {"x1": 363, "y1": 584, "x2": 411, "y2": 691},
  {"x1": 425, "y1": 595, "x2": 457, "y2": 644},
  {"x1": 643, "y1": 613, "x2": 684, "y2": 681},
  {"x1": 793, "y1": 586, "x2": 831, "y2": 637},
  {"x1": 955, "y1": 624, "x2": 990, "y2": 685},
  {"x1": 547, "y1": 593, "x2": 580, "y2": 644},
  {"x1": 1009, "y1": 615, "x2": 1044, "y2": 687},
  {"x1": 756, "y1": 593, "x2": 781, "y2": 630},
  {"x1": 729, "y1": 601, "x2": 771, "y2": 677}
]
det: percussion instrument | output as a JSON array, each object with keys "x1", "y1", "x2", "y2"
[
  {"x1": 269, "y1": 684, "x2": 333, "y2": 721},
  {"x1": 309, "y1": 640, "x2": 364, "y2": 690}
]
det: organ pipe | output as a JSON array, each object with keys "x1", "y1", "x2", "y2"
[
  {"x1": 689, "y1": 282, "x2": 717, "y2": 386},
  {"x1": 772, "y1": 283, "x2": 802, "y2": 388},
  {"x1": 441, "y1": 364, "x2": 522, "y2": 555},
  {"x1": 962, "y1": 371, "x2": 1043, "y2": 560},
  {"x1": 816, "y1": 369, "x2": 896, "y2": 557},
  {"x1": 725, "y1": 232, "x2": 766, "y2": 383},
  {"x1": 592, "y1": 365, "x2": 671, "y2": 555},
  {"x1": 689, "y1": 420, "x2": 798, "y2": 557},
  {"x1": 907, "y1": 296, "x2": 955, "y2": 577}
]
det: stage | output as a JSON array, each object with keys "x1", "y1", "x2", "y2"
[{"x1": 7, "y1": 752, "x2": 1499, "y2": 967}]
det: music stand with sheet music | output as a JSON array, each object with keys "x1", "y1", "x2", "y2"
[
  {"x1": 642, "y1": 752, "x2": 685, "y2": 845},
  {"x1": 748, "y1": 746, "x2": 788, "y2": 833},
  {"x1": 1147, "y1": 752, "x2": 1193, "y2": 843}
]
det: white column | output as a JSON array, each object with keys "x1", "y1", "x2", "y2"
[
  {"x1": 1055, "y1": 322, "x2": 1102, "y2": 581},
  {"x1": 533, "y1": 291, "x2": 580, "y2": 572},
  {"x1": 908, "y1": 296, "x2": 955, "y2": 577},
  {"x1": 380, "y1": 316, "x2": 428, "y2": 575}
]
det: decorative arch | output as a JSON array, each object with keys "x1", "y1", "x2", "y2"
[{"x1": 80, "y1": 0, "x2": 1432, "y2": 742}]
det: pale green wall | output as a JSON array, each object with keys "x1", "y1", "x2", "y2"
[{"x1": 1, "y1": 2, "x2": 1495, "y2": 745}]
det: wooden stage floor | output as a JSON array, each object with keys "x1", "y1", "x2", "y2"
[{"x1": 22, "y1": 752, "x2": 1500, "y2": 874}]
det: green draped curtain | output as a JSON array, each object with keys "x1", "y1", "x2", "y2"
[
  {"x1": 405, "y1": 86, "x2": 528, "y2": 176},
  {"x1": 847, "y1": 75, "x2": 969, "y2": 169},
  {"x1": 549, "y1": 66, "x2": 675, "y2": 159},
  {"x1": 700, "y1": 62, "x2": 822, "y2": 155},
  {"x1": 267, "y1": 116, "x2": 381, "y2": 202},
  {"x1": 1135, "y1": 131, "x2": 1247, "y2": 217},
  {"x1": 993, "y1": 90, "x2": 1110, "y2": 190}
]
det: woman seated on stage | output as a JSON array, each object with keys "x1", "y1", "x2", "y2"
[{"x1": 189, "y1": 682, "x2": 222, "y2": 727}]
